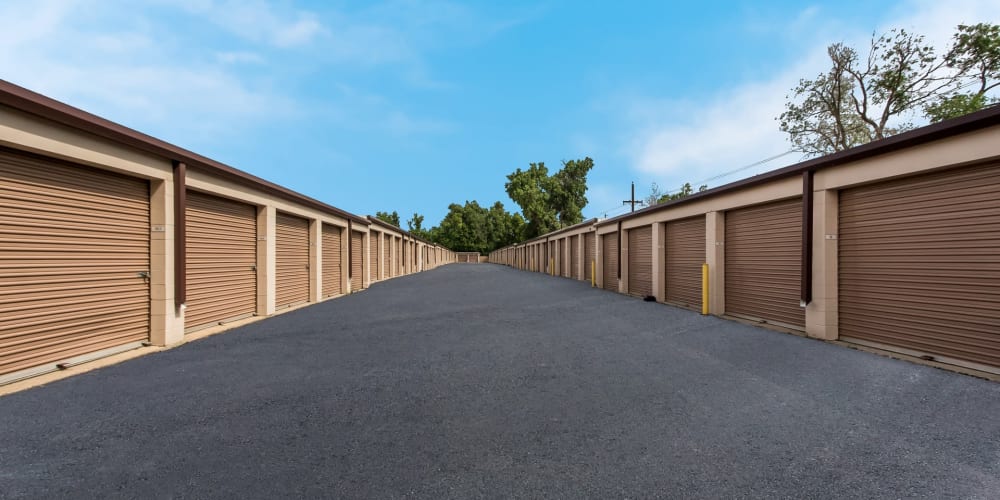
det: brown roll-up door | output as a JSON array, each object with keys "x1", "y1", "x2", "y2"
[
  {"x1": 839, "y1": 163, "x2": 1000, "y2": 369},
  {"x1": 584, "y1": 232, "x2": 595, "y2": 280},
  {"x1": 369, "y1": 232, "x2": 379, "y2": 281},
  {"x1": 570, "y1": 235, "x2": 580, "y2": 279},
  {"x1": 0, "y1": 149, "x2": 150, "y2": 377},
  {"x1": 383, "y1": 234, "x2": 391, "y2": 278},
  {"x1": 321, "y1": 224, "x2": 342, "y2": 297},
  {"x1": 602, "y1": 233, "x2": 619, "y2": 292},
  {"x1": 666, "y1": 216, "x2": 705, "y2": 310},
  {"x1": 628, "y1": 225, "x2": 653, "y2": 297},
  {"x1": 185, "y1": 191, "x2": 257, "y2": 331},
  {"x1": 275, "y1": 212, "x2": 310, "y2": 309},
  {"x1": 351, "y1": 231, "x2": 363, "y2": 291},
  {"x1": 725, "y1": 198, "x2": 803, "y2": 329}
]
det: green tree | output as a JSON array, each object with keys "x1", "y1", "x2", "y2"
[
  {"x1": 504, "y1": 162, "x2": 556, "y2": 238},
  {"x1": 374, "y1": 210, "x2": 400, "y2": 227},
  {"x1": 645, "y1": 182, "x2": 664, "y2": 207},
  {"x1": 407, "y1": 213, "x2": 432, "y2": 240},
  {"x1": 657, "y1": 182, "x2": 708, "y2": 203},
  {"x1": 549, "y1": 158, "x2": 593, "y2": 227},
  {"x1": 485, "y1": 201, "x2": 525, "y2": 250},
  {"x1": 925, "y1": 23, "x2": 1000, "y2": 122},
  {"x1": 430, "y1": 201, "x2": 524, "y2": 254},
  {"x1": 780, "y1": 28, "x2": 960, "y2": 155},
  {"x1": 505, "y1": 157, "x2": 594, "y2": 238},
  {"x1": 434, "y1": 201, "x2": 488, "y2": 253}
]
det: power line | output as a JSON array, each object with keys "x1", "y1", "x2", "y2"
[
  {"x1": 589, "y1": 150, "x2": 798, "y2": 219},
  {"x1": 661, "y1": 150, "x2": 798, "y2": 196}
]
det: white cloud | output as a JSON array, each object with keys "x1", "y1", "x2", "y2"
[
  {"x1": 585, "y1": 182, "x2": 634, "y2": 220},
  {"x1": 385, "y1": 111, "x2": 455, "y2": 136},
  {"x1": 0, "y1": 0, "x2": 300, "y2": 142},
  {"x1": 0, "y1": 0, "x2": 483, "y2": 148},
  {"x1": 628, "y1": 74, "x2": 804, "y2": 178},
  {"x1": 215, "y1": 51, "x2": 265, "y2": 65},
  {"x1": 165, "y1": 0, "x2": 327, "y2": 48},
  {"x1": 272, "y1": 14, "x2": 324, "y2": 47},
  {"x1": 884, "y1": 0, "x2": 1000, "y2": 46},
  {"x1": 618, "y1": 0, "x2": 1000, "y2": 187}
]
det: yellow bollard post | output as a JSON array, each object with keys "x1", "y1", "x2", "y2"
[
  {"x1": 550, "y1": 258, "x2": 554, "y2": 276},
  {"x1": 591, "y1": 261, "x2": 596, "y2": 287},
  {"x1": 701, "y1": 263, "x2": 710, "y2": 315}
]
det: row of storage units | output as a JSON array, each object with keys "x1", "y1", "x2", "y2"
[
  {"x1": 491, "y1": 107, "x2": 1000, "y2": 376},
  {"x1": 0, "y1": 80, "x2": 456, "y2": 384},
  {"x1": 457, "y1": 252, "x2": 481, "y2": 263}
]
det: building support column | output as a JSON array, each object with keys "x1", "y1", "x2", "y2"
[
  {"x1": 363, "y1": 231, "x2": 371, "y2": 288},
  {"x1": 705, "y1": 211, "x2": 725, "y2": 315},
  {"x1": 619, "y1": 229, "x2": 629, "y2": 294},
  {"x1": 257, "y1": 206, "x2": 276, "y2": 315},
  {"x1": 149, "y1": 178, "x2": 183, "y2": 346},
  {"x1": 806, "y1": 189, "x2": 839, "y2": 340},
  {"x1": 652, "y1": 222, "x2": 666, "y2": 302},
  {"x1": 309, "y1": 219, "x2": 321, "y2": 303},
  {"x1": 341, "y1": 227, "x2": 351, "y2": 294},
  {"x1": 595, "y1": 234, "x2": 604, "y2": 289}
]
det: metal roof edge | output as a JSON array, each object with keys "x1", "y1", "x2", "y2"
[
  {"x1": 364, "y1": 216, "x2": 449, "y2": 249},
  {"x1": 521, "y1": 218, "x2": 599, "y2": 244},
  {"x1": 0, "y1": 79, "x2": 370, "y2": 225},
  {"x1": 594, "y1": 106, "x2": 1000, "y2": 227}
]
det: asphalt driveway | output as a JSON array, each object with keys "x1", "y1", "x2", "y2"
[{"x1": 2, "y1": 264, "x2": 999, "y2": 499}]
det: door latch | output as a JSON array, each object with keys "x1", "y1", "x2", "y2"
[{"x1": 137, "y1": 271, "x2": 150, "y2": 283}]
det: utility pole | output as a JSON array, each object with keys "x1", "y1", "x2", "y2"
[{"x1": 623, "y1": 181, "x2": 644, "y2": 212}]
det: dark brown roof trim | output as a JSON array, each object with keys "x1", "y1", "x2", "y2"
[
  {"x1": 521, "y1": 218, "x2": 598, "y2": 245},
  {"x1": 366, "y1": 216, "x2": 405, "y2": 234},
  {"x1": 595, "y1": 105, "x2": 1000, "y2": 227},
  {"x1": 365, "y1": 215, "x2": 443, "y2": 248},
  {"x1": 0, "y1": 79, "x2": 369, "y2": 225}
]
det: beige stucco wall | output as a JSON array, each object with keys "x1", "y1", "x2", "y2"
[
  {"x1": 0, "y1": 105, "x2": 184, "y2": 347},
  {"x1": 501, "y1": 124, "x2": 1000, "y2": 351},
  {"x1": 0, "y1": 104, "x2": 399, "y2": 355}
]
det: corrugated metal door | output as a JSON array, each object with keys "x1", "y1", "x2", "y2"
[
  {"x1": 369, "y1": 232, "x2": 379, "y2": 281},
  {"x1": 602, "y1": 233, "x2": 618, "y2": 292},
  {"x1": 185, "y1": 191, "x2": 256, "y2": 331},
  {"x1": 628, "y1": 225, "x2": 653, "y2": 297},
  {"x1": 383, "y1": 234, "x2": 391, "y2": 278},
  {"x1": 570, "y1": 235, "x2": 580, "y2": 279},
  {"x1": 584, "y1": 232, "x2": 595, "y2": 281},
  {"x1": 666, "y1": 216, "x2": 705, "y2": 310},
  {"x1": 275, "y1": 212, "x2": 310, "y2": 309},
  {"x1": 0, "y1": 149, "x2": 150, "y2": 377},
  {"x1": 839, "y1": 163, "x2": 1000, "y2": 369},
  {"x1": 351, "y1": 231, "x2": 363, "y2": 291},
  {"x1": 321, "y1": 224, "x2": 342, "y2": 297},
  {"x1": 725, "y1": 198, "x2": 803, "y2": 329}
]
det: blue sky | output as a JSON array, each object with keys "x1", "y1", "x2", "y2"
[{"x1": 2, "y1": 0, "x2": 998, "y2": 225}]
